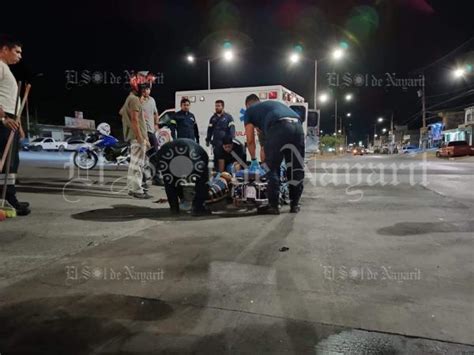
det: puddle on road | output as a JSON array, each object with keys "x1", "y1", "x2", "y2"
[
  {"x1": 378, "y1": 220, "x2": 474, "y2": 236},
  {"x1": 0, "y1": 294, "x2": 173, "y2": 354},
  {"x1": 71, "y1": 204, "x2": 259, "y2": 222}
]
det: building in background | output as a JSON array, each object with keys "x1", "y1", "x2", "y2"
[
  {"x1": 34, "y1": 111, "x2": 96, "y2": 140},
  {"x1": 441, "y1": 106, "x2": 474, "y2": 145}
]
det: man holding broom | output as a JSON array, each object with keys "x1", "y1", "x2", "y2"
[{"x1": 0, "y1": 35, "x2": 30, "y2": 216}]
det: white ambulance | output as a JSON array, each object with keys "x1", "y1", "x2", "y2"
[{"x1": 158, "y1": 85, "x2": 309, "y2": 157}]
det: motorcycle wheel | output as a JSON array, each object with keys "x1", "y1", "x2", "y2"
[{"x1": 73, "y1": 150, "x2": 98, "y2": 170}]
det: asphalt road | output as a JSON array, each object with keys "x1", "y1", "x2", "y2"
[{"x1": 0, "y1": 152, "x2": 473, "y2": 354}]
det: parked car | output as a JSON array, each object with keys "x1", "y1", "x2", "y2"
[
  {"x1": 400, "y1": 145, "x2": 419, "y2": 154},
  {"x1": 64, "y1": 137, "x2": 92, "y2": 151},
  {"x1": 27, "y1": 137, "x2": 67, "y2": 151},
  {"x1": 436, "y1": 141, "x2": 473, "y2": 158}
]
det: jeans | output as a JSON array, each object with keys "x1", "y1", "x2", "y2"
[
  {"x1": 147, "y1": 131, "x2": 159, "y2": 154},
  {"x1": 264, "y1": 121, "x2": 305, "y2": 208},
  {"x1": 127, "y1": 140, "x2": 145, "y2": 194}
]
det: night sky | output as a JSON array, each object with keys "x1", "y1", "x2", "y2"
[{"x1": 3, "y1": 0, "x2": 474, "y2": 142}]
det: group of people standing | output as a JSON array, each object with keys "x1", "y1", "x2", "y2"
[
  {"x1": 0, "y1": 35, "x2": 305, "y2": 218},
  {"x1": 118, "y1": 74, "x2": 305, "y2": 215}
]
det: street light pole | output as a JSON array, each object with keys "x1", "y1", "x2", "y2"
[
  {"x1": 314, "y1": 59, "x2": 318, "y2": 111},
  {"x1": 422, "y1": 74, "x2": 426, "y2": 129},
  {"x1": 207, "y1": 59, "x2": 211, "y2": 90},
  {"x1": 334, "y1": 98, "x2": 338, "y2": 135}
]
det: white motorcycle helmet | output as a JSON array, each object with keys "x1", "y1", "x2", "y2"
[{"x1": 97, "y1": 122, "x2": 111, "y2": 136}]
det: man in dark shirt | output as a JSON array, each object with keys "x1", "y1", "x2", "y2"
[
  {"x1": 243, "y1": 94, "x2": 305, "y2": 214},
  {"x1": 170, "y1": 98, "x2": 199, "y2": 143},
  {"x1": 213, "y1": 135, "x2": 246, "y2": 173}
]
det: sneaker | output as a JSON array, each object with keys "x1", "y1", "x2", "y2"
[
  {"x1": 18, "y1": 201, "x2": 30, "y2": 208},
  {"x1": 10, "y1": 201, "x2": 31, "y2": 216},
  {"x1": 290, "y1": 205, "x2": 301, "y2": 214},
  {"x1": 128, "y1": 191, "x2": 153, "y2": 199}
]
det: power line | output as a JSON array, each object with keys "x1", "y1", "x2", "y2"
[
  {"x1": 410, "y1": 37, "x2": 474, "y2": 74},
  {"x1": 402, "y1": 90, "x2": 474, "y2": 126},
  {"x1": 404, "y1": 102, "x2": 473, "y2": 127},
  {"x1": 426, "y1": 84, "x2": 474, "y2": 99}
]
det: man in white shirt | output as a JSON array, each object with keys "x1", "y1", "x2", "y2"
[
  {"x1": 0, "y1": 35, "x2": 30, "y2": 216},
  {"x1": 140, "y1": 85, "x2": 159, "y2": 152}
]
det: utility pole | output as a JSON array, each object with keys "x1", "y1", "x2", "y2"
[
  {"x1": 419, "y1": 73, "x2": 426, "y2": 149},
  {"x1": 422, "y1": 74, "x2": 426, "y2": 128},
  {"x1": 390, "y1": 110, "x2": 394, "y2": 154},
  {"x1": 314, "y1": 60, "x2": 318, "y2": 112},
  {"x1": 207, "y1": 59, "x2": 211, "y2": 90}
]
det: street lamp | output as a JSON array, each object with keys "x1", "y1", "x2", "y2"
[
  {"x1": 223, "y1": 49, "x2": 234, "y2": 62},
  {"x1": 382, "y1": 128, "x2": 387, "y2": 133},
  {"x1": 287, "y1": 44, "x2": 348, "y2": 144},
  {"x1": 319, "y1": 92, "x2": 353, "y2": 134},
  {"x1": 373, "y1": 117, "x2": 384, "y2": 146},
  {"x1": 332, "y1": 48, "x2": 344, "y2": 61},
  {"x1": 346, "y1": 113, "x2": 351, "y2": 117},
  {"x1": 185, "y1": 45, "x2": 235, "y2": 90},
  {"x1": 453, "y1": 68, "x2": 466, "y2": 79},
  {"x1": 319, "y1": 93, "x2": 329, "y2": 103},
  {"x1": 289, "y1": 52, "x2": 300, "y2": 64}
]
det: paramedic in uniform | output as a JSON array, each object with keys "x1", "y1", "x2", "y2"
[
  {"x1": 205, "y1": 99, "x2": 235, "y2": 167},
  {"x1": 170, "y1": 98, "x2": 199, "y2": 143},
  {"x1": 243, "y1": 94, "x2": 305, "y2": 215}
]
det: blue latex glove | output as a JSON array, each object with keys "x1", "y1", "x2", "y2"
[
  {"x1": 214, "y1": 172, "x2": 221, "y2": 180},
  {"x1": 249, "y1": 159, "x2": 259, "y2": 172}
]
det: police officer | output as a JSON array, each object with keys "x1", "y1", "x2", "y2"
[
  {"x1": 214, "y1": 135, "x2": 246, "y2": 173},
  {"x1": 170, "y1": 98, "x2": 199, "y2": 143},
  {"x1": 154, "y1": 138, "x2": 210, "y2": 216},
  {"x1": 243, "y1": 94, "x2": 305, "y2": 214},
  {"x1": 205, "y1": 100, "x2": 235, "y2": 166}
]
